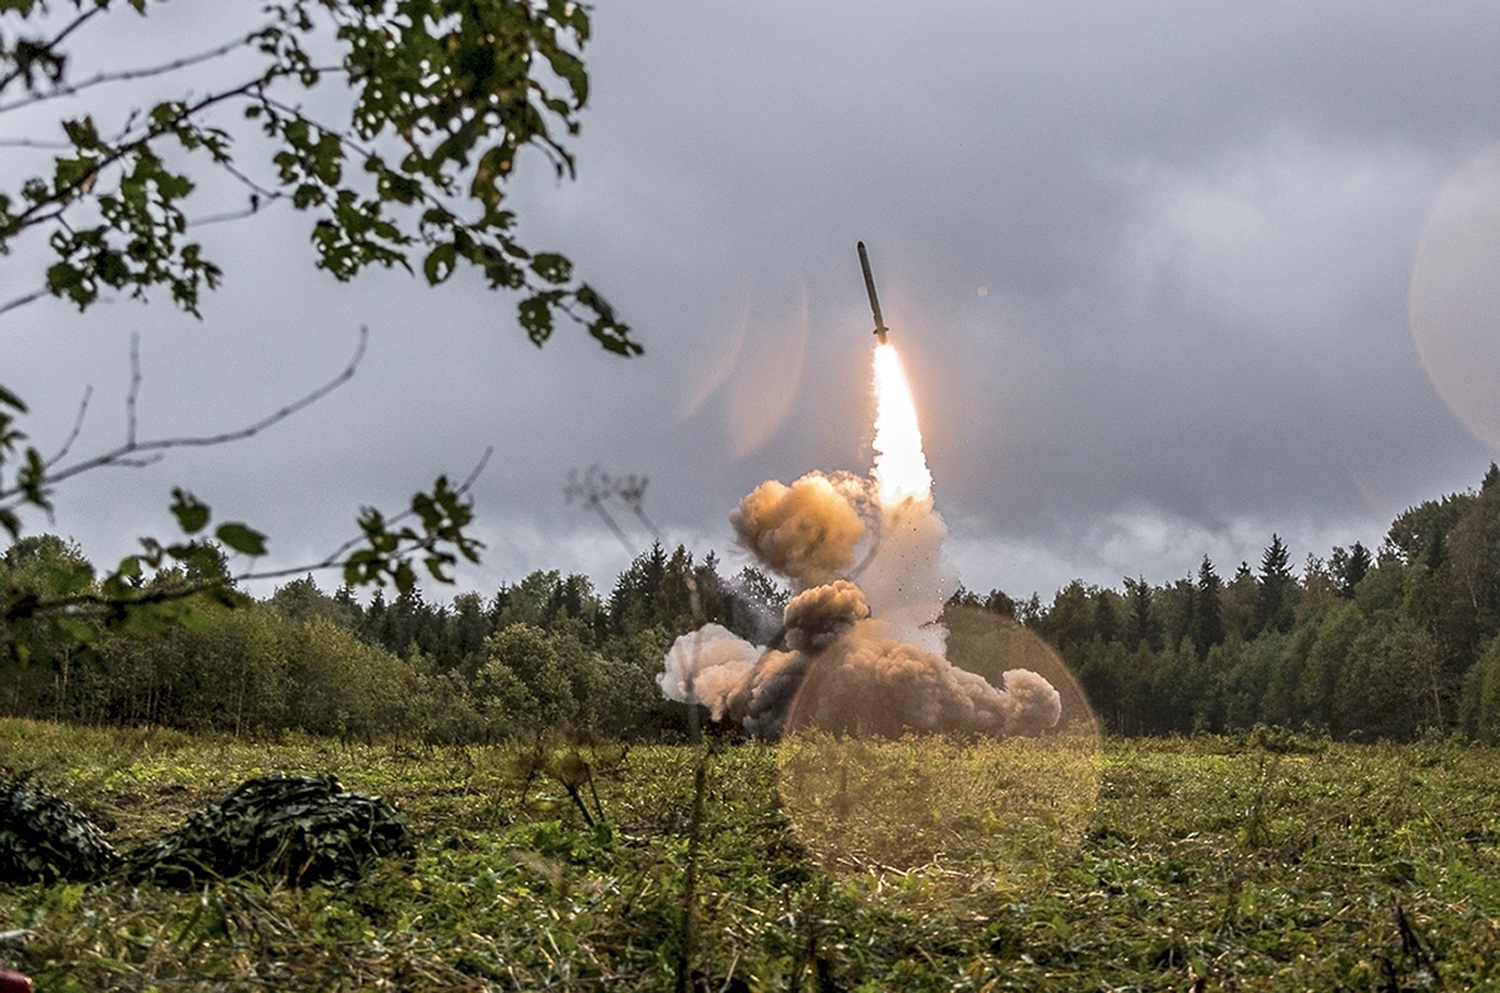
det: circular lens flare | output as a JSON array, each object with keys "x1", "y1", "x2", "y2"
[
  {"x1": 1410, "y1": 143, "x2": 1500, "y2": 452},
  {"x1": 776, "y1": 609, "x2": 1101, "y2": 915}
]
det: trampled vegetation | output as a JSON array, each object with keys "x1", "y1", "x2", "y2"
[{"x1": 3, "y1": 720, "x2": 1500, "y2": 990}]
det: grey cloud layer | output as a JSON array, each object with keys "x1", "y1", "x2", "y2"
[{"x1": 12, "y1": 0, "x2": 1500, "y2": 600}]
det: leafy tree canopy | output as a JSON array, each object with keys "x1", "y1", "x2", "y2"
[{"x1": 0, "y1": 0, "x2": 638, "y2": 653}]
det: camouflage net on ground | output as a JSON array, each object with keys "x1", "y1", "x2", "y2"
[
  {"x1": 1, "y1": 774, "x2": 407, "y2": 888},
  {"x1": 0, "y1": 777, "x2": 119, "y2": 884},
  {"x1": 125, "y1": 774, "x2": 410, "y2": 887}
]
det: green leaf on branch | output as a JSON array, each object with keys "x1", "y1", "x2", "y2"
[
  {"x1": 216, "y1": 523, "x2": 267, "y2": 556},
  {"x1": 169, "y1": 488, "x2": 210, "y2": 534},
  {"x1": 46, "y1": 261, "x2": 89, "y2": 307},
  {"x1": 423, "y1": 243, "x2": 457, "y2": 285},
  {"x1": 530, "y1": 252, "x2": 572, "y2": 284},
  {"x1": 0, "y1": 383, "x2": 27, "y2": 412},
  {"x1": 519, "y1": 291, "x2": 560, "y2": 346}
]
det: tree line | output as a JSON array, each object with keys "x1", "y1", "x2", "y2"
[
  {"x1": 948, "y1": 463, "x2": 1500, "y2": 742},
  {"x1": 0, "y1": 538, "x2": 784, "y2": 744},
  {"x1": 10, "y1": 464, "x2": 1500, "y2": 743}
]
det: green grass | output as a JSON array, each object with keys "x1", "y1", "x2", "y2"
[{"x1": 3, "y1": 719, "x2": 1500, "y2": 990}]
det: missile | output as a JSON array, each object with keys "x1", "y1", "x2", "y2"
[{"x1": 857, "y1": 241, "x2": 889, "y2": 344}]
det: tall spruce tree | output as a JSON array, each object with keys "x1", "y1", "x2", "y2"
[
  {"x1": 1123, "y1": 576, "x2": 1158, "y2": 651},
  {"x1": 1253, "y1": 534, "x2": 1297, "y2": 635},
  {"x1": 1194, "y1": 556, "x2": 1226, "y2": 657}
]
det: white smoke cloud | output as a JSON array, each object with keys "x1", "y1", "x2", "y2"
[
  {"x1": 860, "y1": 495, "x2": 961, "y2": 655},
  {"x1": 785, "y1": 622, "x2": 1061, "y2": 737},
  {"x1": 658, "y1": 624, "x2": 760, "y2": 720}
]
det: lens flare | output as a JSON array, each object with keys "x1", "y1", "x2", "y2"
[{"x1": 871, "y1": 342, "x2": 932, "y2": 505}]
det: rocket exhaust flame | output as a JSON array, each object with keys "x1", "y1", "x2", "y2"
[{"x1": 871, "y1": 342, "x2": 932, "y2": 506}]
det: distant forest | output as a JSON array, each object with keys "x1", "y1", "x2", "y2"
[{"x1": 8, "y1": 465, "x2": 1500, "y2": 744}]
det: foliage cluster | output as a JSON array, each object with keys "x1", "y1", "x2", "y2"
[
  {"x1": 0, "y1": 0, "x2": 640, "y2": 660},
  {"x1": 948, "y1": 463, "x2": 1500, "y2": 742},
  {"x1": 1, "y1": 537, "x2": 785, "y2": 743},
  {"x1": 3, "y1": 720, "x2": 1500, "y2": 990},
  {"x1": 0, "y1": 775, "x2": 117, "y2": 883},
  {"x1": 124, "y1": 773, "x2": 409, "y2": 888}
]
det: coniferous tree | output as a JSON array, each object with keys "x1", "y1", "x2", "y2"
[
  {"x1": 1161, "y1": 574, "x2": 1197, "y2": 649},
  {"x1": 1194, "y1": 556, "x2": 1225, "y2": 658},
  {"x1": 657, "y1": 545, "x2": 700, "y2": 634},
  {"x1": 1019, "y1": 592, "x2": 1044, "y2": 627},
  {"x1": 448, "y1": 592, "x2": 492, "y2": 676},
  {"x1": 1095, "y1": 589, "x2": 1120, "y2": 644},
  {"x1": 1220, "y1": 561, "x2": 1258, "y2": 641},
  {"x1": 1123, "y1": 576, "x2": 1158, "y2": 651},
  {"x1": 947, "y1": 585, "x2": 983, "y2": 610},
  {"x1": 1331, "y1": 542, "x2": 1372, "y2": 599},
  {"x1": 983, "y1": 588, "x2": 1018, "y2": 619},
  {"x1": 1040, "y1": 581, "x2": 1095, "y2": 655},
  {"x1": 1253, "y1": 535, "x2": 1297, "y2": 635},
  {"x1": 608, "y1": 541, "x2": 668, "y2": 636},
  {"x1": 693, "y1": 551, "x2": 732, "y2": 629}
]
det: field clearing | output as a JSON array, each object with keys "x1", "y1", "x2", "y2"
[{"x1": 3, "y1": 719, "x2": 1500, "y2": 990}]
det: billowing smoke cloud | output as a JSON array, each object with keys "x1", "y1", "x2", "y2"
[
  {"x1": 658, "y1": 624, "x2": 759, "y2": 720},
  {"x1": 659, "y1": 468, "x2": 1063, "y2": 740},
  {"x1": 782, "y1": 580, "x2": 868, "y2": 653},
  {"x1": 729, "y1": 472, "x2": 869, "y2": 586},
  {"x1": 787, "y1": 624, "x2": 1061, "y2": 737}
]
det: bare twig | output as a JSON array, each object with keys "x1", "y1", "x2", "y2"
[
  {"x1": 0, "y1": 326, "x2": 369, "y2": 502},
  {"x1": 42, "y1": 385, "x2": 91, "y2": 470},
  {"x1": 0, "y1": 288, "x2": 49, "y2": 319},
  {"x1": 0, "y1": 137, "x2": 72, "y2": 149},
  {"x1": 125, "y1": 332, "x2": 141, "y2": 447},
  {"x1": 0, "y1": 27, "x2": 267, "y2": 115},
  {"x1": 566, "y1": 464, "x2": 658, "y2": 552},
  {"x1": 187, "y1": 158, "x2": 284, "y2": 227}
]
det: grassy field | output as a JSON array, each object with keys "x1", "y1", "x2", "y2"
[{"x1": 3, "y1": 718, "x2": 1500, "y2": 991}]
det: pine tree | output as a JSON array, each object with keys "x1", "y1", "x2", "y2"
[
  {"x1": 1123, "y1": 576, "x2": 1158, "y2": 651},
  {"x1": 983, "y1": 588, "x2": 1018, "y2": 619},
  {"x1": 1332, "y1": 542, "x2": 1372, "y2": 599},
  {"x1": 1194, "y1": 556, "x2": 1226, "y2": 657},
  {"x1": 1254, "y1": 534, "x2": 1297, "y2": 635}
]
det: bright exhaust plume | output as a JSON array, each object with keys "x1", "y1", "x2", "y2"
[{"x1": 871, "y1": 342, "x2": 932, "y2": 505}]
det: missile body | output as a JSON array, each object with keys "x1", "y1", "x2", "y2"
[{"x1": 857, "y1": 241, "x2": 889, "y2": 344}]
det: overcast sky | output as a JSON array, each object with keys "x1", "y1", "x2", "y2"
[{"x1": 8, "y1": 0, "x2": 1500, "y2": 603}]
